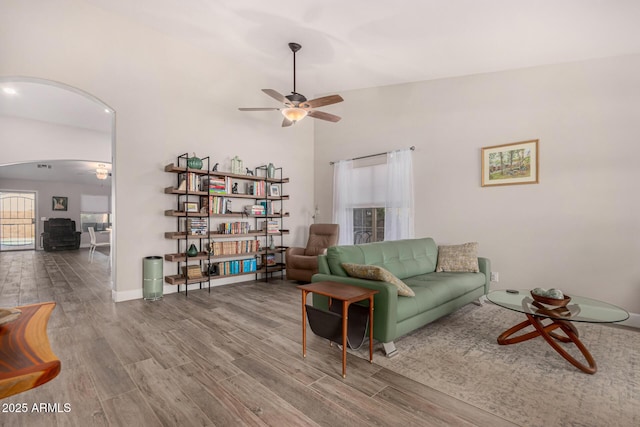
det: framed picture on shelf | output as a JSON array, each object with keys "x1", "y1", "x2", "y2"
[
  {"x1": 481, "y1": 139, "x2": 539, "y2": 187},
  {"x1": 52, "y1": 196, "x2": 68, "y2": 211},
  {"x1": 182, "y1": 202, "x2": 199, "y2": 212},
  {"x1": 262, "y1": 253, "x2": 276, "y2": 266},
  {"x1": 269, "y1": 184, "x2": 280, "y2": 197}
]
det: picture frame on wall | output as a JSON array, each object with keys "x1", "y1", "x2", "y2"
[
  {"x1": 52, "y1": 196, "x2": 68, "y2": 211},
  {"x1": 481, "y1": 139, "x2": 539, "y2": 187}
]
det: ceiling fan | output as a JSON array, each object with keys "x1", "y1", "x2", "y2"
[
  {"x1": 239, "y1": 42, "x2": 344, "y2": 127},
  {"x1": 77, "y1": 162, "x2": 111, "y2": 180}
]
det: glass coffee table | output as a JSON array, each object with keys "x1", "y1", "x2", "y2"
[{"x1": 487, "y1": 290, "x2": 629, "y2": 374}]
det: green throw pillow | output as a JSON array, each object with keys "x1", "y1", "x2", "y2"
[
  {"x1": 436, "y1": 242, "x2": 480, "y2": 273},
  {"x1": 341, "y1": 263, "x2": 415, "y2": 297}
]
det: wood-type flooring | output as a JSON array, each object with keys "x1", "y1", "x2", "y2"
[{"x1": 0, "y1": 249, "x2": 516, "y2": 426}]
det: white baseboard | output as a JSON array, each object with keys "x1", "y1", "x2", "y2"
[
  {"x1": 620, "y1": 312, "x2": 640, "y2": 329},
  {"x1": 112, "y1": 281, "x2": 235, "y2": 302}
]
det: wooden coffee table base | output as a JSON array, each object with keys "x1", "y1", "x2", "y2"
[{"x1": 497, "y1": 313, "x2": 597, "y2": 374}]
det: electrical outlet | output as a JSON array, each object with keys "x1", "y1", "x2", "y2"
[{"x1": 490, "y1": 272, "x2": 499, "y2": 282}]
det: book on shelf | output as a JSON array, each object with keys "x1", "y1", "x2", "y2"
[
  {"x1": 261, "y1": 220, "x2": 280, "y2": 233},
  {"x1": 244, "y1": 204, "x2": 265, "y2": 216},
  {"x1": 205, "y1": 176, "x2": 229, "y2": 195},
  {"x1": 215, "y1": 258, "x2": 257, "y2": 276},
  {"x1": 209, "y1": 240, "x2": 260, "y2": 255},
  {"x1": 209, "y1": 196, "x2": 229, "y2": 214},
  {"x1": 178, "y1": 172, "x2": 200, "y2": 192},
  {"x1": 186, "y1": 218, "x2": 208, "y2": 235},
  {"x1": 218, "y1": 221, "x2": 251, "y2": 234},
  {"x1": 181, "y1": 265, "x2": 203, "y2": 279},
  {"x1": 259, "y1": 201, "x2": 272, "y2": 215},
  {"x1": 246, "y1": 181, "x2": 266, "y2": 197}
]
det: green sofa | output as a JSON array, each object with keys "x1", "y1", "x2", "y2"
[{"x1": 311, "y1": 237, "x2": 491, "y2": 356}]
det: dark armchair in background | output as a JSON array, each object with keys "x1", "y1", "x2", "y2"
[
  {"x1": 285, "y1": 224, "x2": 339, "y2": 282},
  {"x1": 41, "y1": 218, "x2": 82, "y2": 251}
]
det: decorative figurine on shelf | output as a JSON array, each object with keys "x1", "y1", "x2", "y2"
[
  {"x1": 212, "y1": 162, "x2": 219, "y2": 172},
  {"x1": 187, "y1": 153, "x2": 202, "y2": 170},
  {"x1": 208, "y1": 264, "x2": 219, "y2": 276},
  {"x1": 187, "y1": 244, "x2": 198, "y2": 257},
  {"x1": 232, "y1": 182, "x2": 238, "y2": 194},
  {"x1": 231, "y1": 156, "x2": 243, "y2": 175},
  {"x1": 267, "y1": 162, "x2": 276, "y2": 179},
  {"x1": 246, "y1": 167, "x2": 254, "y2": 176}
]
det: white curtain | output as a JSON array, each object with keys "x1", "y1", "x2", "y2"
[
  {"x1": 332, "y1": 160, "x2": 354, "y2": 245},
  {"x1": 385, "y1": 149, "x2": 414, "y2": 240}
]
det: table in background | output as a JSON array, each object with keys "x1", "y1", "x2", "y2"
[
  {"x1": 297, "y1": 281, "x2": 378, "y2": 378},
  {"x1": 487, "y1": 290, "x2": 629, "y2": 374},
  {"x1": 0, "y1": 302, "x2": 61, "y2": 398}
]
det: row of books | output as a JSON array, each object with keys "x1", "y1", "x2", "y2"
[
  {"x1": 217, "y1": 221, "x2": 251, "y2": 234},
  {"x1": 244, "y1": 204, "x2": 265, "y2": 216},
  {"x1": 187, "y1": 218, "x2": 207, "y2": 235},
  {"x1": 214, "y1": 258, "x2": 257, "y2": 276},
  {"x1": 209, "y1": 240, "x2": 260, "y2": 255},
  {"x1": 247, "y1": 181, "x2": 267, "y2": 196},
  {"x1": 207, "y1": 176, "x2": 229, "y2": 194},
  {"x1": 261, "y1": 220, "x2": 280, "y2": 233},
  {"x1": 178, "y1": 172, "x2": 200, "y2": 192},
  {"x1": 209, "y1": 196, "x2": 230, "y2": 214}
]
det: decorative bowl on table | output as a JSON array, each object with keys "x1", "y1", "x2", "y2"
[
  {"x1": 530, "y1": 291, "x2": 571, "y2": 307},
  {"x1": 0, "y1": 307, "x2": 22, "y2": 326}
]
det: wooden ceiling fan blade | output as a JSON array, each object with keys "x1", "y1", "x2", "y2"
[
  {"x1": 238, "y1": 107, "x2": 280, "y2": 111},
  {"x1": 282, "y1": 117, "x2": 294, "y2": 127},
  {"x1": 308, "y1": 110, "x2": 341, "y2": 123},
  {"x1": 302, "y1": 94, "x2": 344, "y2": 109},
  {"x1": 262, "y1": 89, "x2": 292, "y2": 105}
]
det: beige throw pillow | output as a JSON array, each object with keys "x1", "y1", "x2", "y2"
[
  {"x1": 436, "y1": 242, "x2": 480, "y2": 272},
  {"x1": 341, "y1": 263, "x2": 415, "y2": 297}
]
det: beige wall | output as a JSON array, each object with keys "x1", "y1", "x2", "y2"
[
  {"x1": 0, "y1": 0, "x2": 315, "y2": 299},
  {"x1": 0, "y1": 116, "x2": 111, "y2": 165},
  {"x1": 314, "y1": 54, "x2": 640, "y2": 320}
]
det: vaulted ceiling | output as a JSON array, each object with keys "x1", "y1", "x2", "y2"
[{"x1": 86, "y1": 0, "x2": 640, "y2": 95}]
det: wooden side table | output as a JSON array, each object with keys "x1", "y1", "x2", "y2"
[
  {"x1": 297, "y1": 281, "x2": 378, "y2": 378},
  {"x1": 0, "y1": 302, "x2": 61, "y2": 398}
]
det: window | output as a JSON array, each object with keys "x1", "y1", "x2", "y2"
[
  {"x1": 80, "y1": 195, "x2": 111, "y2": 232},
  {"x1": 353, "y1": 207, "x2": 384, "y2": 243},
  {"x1": 333, "y1": 148, "x2": 414, "y2": 244}
]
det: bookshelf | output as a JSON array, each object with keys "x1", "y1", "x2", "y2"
[{"x1": 164, "y1": 155, "x2": 288, "y2": 294}]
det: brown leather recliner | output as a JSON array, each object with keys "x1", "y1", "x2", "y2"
[{"x1": 285, "y1": 224, "x2": 340, "y2": 282}]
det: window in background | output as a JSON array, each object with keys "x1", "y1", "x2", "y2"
[
  {"x1": 353, "y1": 207, "x2": 385, "y2": 243},
  {"x1": 80, "y1": 195, "x2": 111, "y2": 232}
]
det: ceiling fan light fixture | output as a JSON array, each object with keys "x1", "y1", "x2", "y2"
[
  {"x1": 95, "y1": 164, "x2": 108, "y2": 180},
  {"x1": 281, "y1": 107, "x2": 307, "y2": 122}
]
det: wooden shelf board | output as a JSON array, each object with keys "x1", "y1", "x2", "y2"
[
  {"x1": 165, "y1": 250, "x2": 285, "y2": 262},
  {"x1": 162, "y1": 230, "x2": 290, "y2": 240},
  {"x1": 164, "y1": 187, "x2": 208, "y2": 196},
  {"x1": 164, "y1": 164, "x2": 209, "y2": 175},
  {"x1": 164, "y1": 210, "x2": 208, "y2": 217},
  {"x1": 206, "y1": 193, "x2": 289, "y2": 201},
  {"x1": 164, "y1": 252, "x2": 210, "y2": 262},
  {"x1": 165, "y1": 163, "x2": 289, "y2": 182},
  {"x1": 164, "y1": 274, "x2": 210, "y2": 285},
  {"x1": 207, "y1": 212, "x2": 289, "y2": 218}
]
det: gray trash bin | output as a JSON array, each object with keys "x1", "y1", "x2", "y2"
[{"x1": 143, "y1": 256, "x2": 163, "y2": 301}]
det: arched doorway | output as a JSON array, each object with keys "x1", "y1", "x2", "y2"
[{"x1": 0, "y1": 77, "x2": 116, "y2": 281}]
